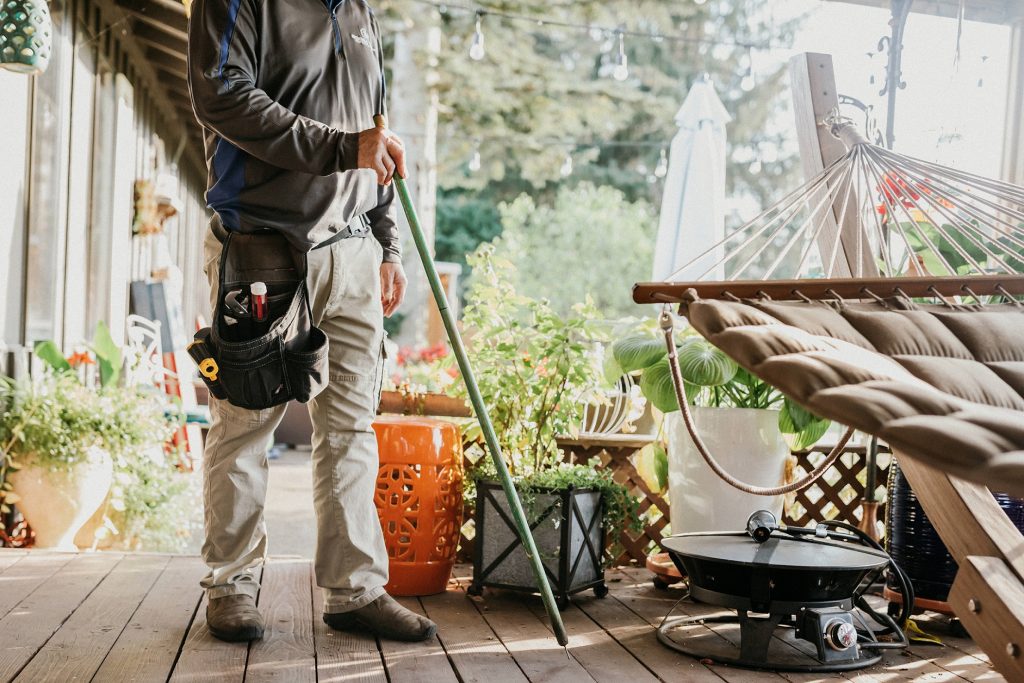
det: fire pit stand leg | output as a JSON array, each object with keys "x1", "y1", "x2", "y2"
[{"x1": 738, "y1": 612, "x2": 785, "y2": 664}]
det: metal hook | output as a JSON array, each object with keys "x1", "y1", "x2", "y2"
[
  {"x1": 826, "y1": 288, "x2": 846, "y2": 303},
  {"x1": 961, "y1": 285, "x2": 985, "y2": 305},
  {"x1": 927, "y1": 286, "x2": 956, "y2": 308},
  {"x1": 793, "y1": 290, "x2": 814, "y2": 304},
  {"x1": 861, "y1": 287, "x2": 890, "y2": 308},
  {"x1": 755, "y1": 290, "x2": 773, "y2": 301},
  {"x1": 996, "y1": 285, "x2": 1022, "y2": 307}
]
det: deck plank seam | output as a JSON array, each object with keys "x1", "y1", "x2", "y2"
[
  {"x1": 160, "y1": 565, "x2": 205, "y2": 683},
  {"x1": 523, "y1": 598, "x2": 664, "y2": 683},
  {"x1": 7, "y1": 552, "x2": 125, "y2": 683},
  {"x1": 81, "y1": 555, "x2": 173, "y2": 683},
  {"x1": 599, "y1": 576, "x2": 730, "y2": 682},
  {"x1": 416, "y1": 596, "x2": 466, "y2": 683},
  {"x1": 465, "y1": 592, "x2": 598, "y2": 683},
  {"x1": 0, "y1": 553, "x2": 76, "y2": 622}
]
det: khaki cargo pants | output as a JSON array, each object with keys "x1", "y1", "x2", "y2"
[{"x1": 200, "y1": 228, "x2": 389, "y2": 613}]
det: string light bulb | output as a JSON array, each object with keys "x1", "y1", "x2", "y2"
[
  {"x1": 613, "y1": 31, "x2": 629, "y2": 81},
  {"x1": 740, "y1": 68, "x2": 755, "y2": 92},
  {"x1": 468, "y1": 148, "x2": 481, "y2": 172},
  {"x1": 469, "y1": 12, "x2": 486, "y2": 61},
  {"x1": 560, "y1": 153, "x2": 574, "y2": 177},
  {"x1": 654, "y1": 149, "x2": 668, "y2": 178}
]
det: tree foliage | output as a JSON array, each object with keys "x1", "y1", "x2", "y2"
[{"x1": 488, "y1": 182, "x2": 654, "y2": 318}]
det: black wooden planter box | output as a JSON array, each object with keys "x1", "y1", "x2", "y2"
[{"x1": 468, "y1": 480, "x2": 608, "y2": 608}]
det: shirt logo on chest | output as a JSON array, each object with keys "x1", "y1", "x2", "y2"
[{"x1": 351, "y1": 27, "x2": 377, "y2": 54}]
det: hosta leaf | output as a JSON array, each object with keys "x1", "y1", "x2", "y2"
[
  {"x1": 34, "y1": 341, "x2": 71, "y2": 373},
  {"x1": 612, "y1": 335, "x2": 666, "y2": 373},
  {"x1": 92, "y1": 322, "x2": 122, "y2": 387},
  {"x1": 602, "y1": 350, "x2": 624, "y2": 386},
  {"x1": 639, "y1": 357, "x2": 680, "y2": 413},
  {"x1": 780, "y1": 397, "x2": 816, "y2": 432},
  {"x1": 676, "y1": 338, "x2": 737, "y2": 387},
  {"x1": 785, "y1": 418, "x2": 831, "y2": 451},
  {"x1": 636, "y1": 441, "x2": 669, "y2": 494}
]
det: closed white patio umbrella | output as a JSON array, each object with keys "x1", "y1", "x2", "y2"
[{"x1": 652, "y1": 75, "x2": 731, "y2": 282}]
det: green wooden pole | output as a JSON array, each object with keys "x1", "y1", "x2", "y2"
[{"x1": 384, "y1": 150, "x2": 568, "y2": 647}]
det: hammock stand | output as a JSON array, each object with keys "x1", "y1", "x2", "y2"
[{"x1": 634, "y1": 54, "x2": 1024, "y2": 678}]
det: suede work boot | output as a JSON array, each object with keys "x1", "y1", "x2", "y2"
[
  {"x1": 323, "y1": 594, "x2": 437, "y2": 642},
  {"x1": 207, "y1": 594, "x2": 265, "y2": 642}
]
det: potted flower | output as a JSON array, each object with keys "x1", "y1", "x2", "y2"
[
  {"x1": 0, "y1": 373, "x2": 115, "y2": 549},
  {"x1": 0, "y1": 325, "x2": 197, "y2": 551},
  {"x1": 611, "y1": 331, "x2": 829, "y2": 534},
  {"x1": 450, "y1": 246, "x2": 640, "y2": 608}
]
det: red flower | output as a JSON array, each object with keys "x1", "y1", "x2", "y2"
[{"x1": 67, "y1": 351, "x2": 95, "y2": 368}]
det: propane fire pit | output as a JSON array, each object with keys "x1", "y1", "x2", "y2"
[{"x1": 657, "y1": 513, "x2": 910, "y2": 673}]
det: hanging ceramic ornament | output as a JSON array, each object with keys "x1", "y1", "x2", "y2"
[{"x1": 0, "y1": 0, "x2": 53, "y2": 75}]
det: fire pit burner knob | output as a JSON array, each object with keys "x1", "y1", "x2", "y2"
[{"x1": 824, "y1": 620, "x2": 857, "y2": 651}]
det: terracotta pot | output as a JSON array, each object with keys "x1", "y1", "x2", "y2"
[
  {"x1": 373, "y1": 415, "x2": 463, "y2": 596},
  {"x1": 9, "y1": 446, "x2": 114, "y2": 550}
]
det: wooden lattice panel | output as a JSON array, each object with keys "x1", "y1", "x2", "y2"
[{"x1": 784, "y1": 446, "x2": 891, "y2": 529}]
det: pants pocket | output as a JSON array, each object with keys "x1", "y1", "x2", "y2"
[{"x1": 373, "y1": 337, "x2": 387, "y2": 410}]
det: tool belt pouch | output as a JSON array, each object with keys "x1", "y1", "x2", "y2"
[{"x1": 189, "y1": 231, "x2": 329, "y2": 410}]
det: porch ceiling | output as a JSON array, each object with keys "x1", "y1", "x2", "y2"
[
  {"x1": 825, "y1": 0, "x2": 1024, "y2": 24},
  {"x1": 112, "y1": 0, "x2": 204, "y2": 158}
]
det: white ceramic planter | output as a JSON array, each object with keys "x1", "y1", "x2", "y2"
[
  {"x1": 9, "y1": 445, "x2": 114, "y2": 550},
  {"x1": 666, "y1": 407, "x2": 789, "y2": 534}
]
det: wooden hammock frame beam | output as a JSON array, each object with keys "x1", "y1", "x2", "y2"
[
  {"x1": 896, "y1": 457, "x2": 1024, "y2": 680},
  {"x1": 633, "y1": 274, "x2": 1024, "y2": 305}
]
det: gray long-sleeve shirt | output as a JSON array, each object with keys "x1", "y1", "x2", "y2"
[{"x1": 188, "y1": 0, "x2": 400, "y2": 261}]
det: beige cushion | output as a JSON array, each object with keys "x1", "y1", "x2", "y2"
[{"x1": 681, "y1": 297, "x2": 1024, "y2": 496}]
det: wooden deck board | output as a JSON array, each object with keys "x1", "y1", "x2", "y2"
[
  {"x1": 247, "y1": 559, "x2": 316, "y2": 683},
  {"x1": 0, "y1": 552, "x2": 1007, "y2": 682},
  {"x1": 310, "y1": 566, "x2": 389, "y2": 683},
  {"x1": 15, "y1": 554, "x2": 169, "y2": 682},
  {"x1": 92, "y1": 556, "x2": 206, "y2": 683},
  {"x1": 0, "y1": 552, "x2": 122, "y2": 681},
  {"x1": 420, "y1": 585, "x2": 530, "y2": 683},
  {"x1": 168, "y1": 565, "x2": 259, "y2": 683},
  {"x1": 525, "y1": 598, "x2": 660, "y2": 683},
  {"x1": 470, "y1": 591, "x2": 596, "y2": 683},
  {"x1": 0, "y1": 553, "x2": 75, "y2": 621},
  {"x1": 376, "y1": 597, "x2": 459, "y2": 683}
]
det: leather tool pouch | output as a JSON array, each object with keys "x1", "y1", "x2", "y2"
[{"x1": 189, "y1": 231, "x2": 329, "y2": 410}]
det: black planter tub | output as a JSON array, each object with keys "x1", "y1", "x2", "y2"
[{"x1": 467, "y1": 481, "x2": 607, "y2": 609}]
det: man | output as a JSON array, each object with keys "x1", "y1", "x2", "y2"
[{"x1": 188, "y1": 0, "x2": 436, "y2": 643}]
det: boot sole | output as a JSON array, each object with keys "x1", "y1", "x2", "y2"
[
  {"x1": 322, "y1": 613, "x2": 437, "y2": 642},
  {"x1": 208, "y1": 622, "x2": 265, "y2": 642}
]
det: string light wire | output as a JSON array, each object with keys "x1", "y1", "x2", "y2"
[{"x1": 405, "y1": 0, "x2": 770, "y2": 51}]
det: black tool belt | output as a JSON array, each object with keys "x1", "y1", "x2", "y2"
[{"x1": 188, "y1": 230, "x2": 329, "y2": 410}]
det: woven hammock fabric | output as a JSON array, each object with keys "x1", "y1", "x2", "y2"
[{"x1": 681, "y1": 294, "x2": 1024, "y2": 496}]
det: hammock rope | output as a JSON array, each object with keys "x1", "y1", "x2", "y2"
[
  {"x1": 659, "y1": 120, "x2": 1024, "y2": 286},
  {"x1": 659, "y1": 305, "x2": 855, "y2": 496}
]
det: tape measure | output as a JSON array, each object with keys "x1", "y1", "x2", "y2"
[{"x1": 198, "y1": 358, "x2": 220, "y2": 382}]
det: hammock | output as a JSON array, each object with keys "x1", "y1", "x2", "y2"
[
  {"x1": 634, "y1": 115, "x2": 1024, "y2": 498},
  {"x1": 634, "y1": 114, "x2": 1024, "y2": 678}
]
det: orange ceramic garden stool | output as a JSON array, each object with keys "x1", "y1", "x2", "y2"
[{"x1": 372, "y1": 415, "x2": 464, "y2": 596}]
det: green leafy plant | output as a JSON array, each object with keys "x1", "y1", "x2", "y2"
[
  {"x1": 1, "y1": 325, "x2": 198, "y2": 551},
  {"x1": 36, "y1": 322, "x2": 122, "y2": 387},
  {"x1": 611, "y1": 331, "x2": 830, "y2": 451},
  {"x1": 448, "y1": 245, "x2": 641, "y2": 542}
]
